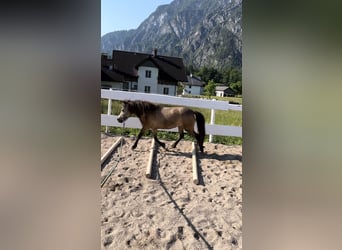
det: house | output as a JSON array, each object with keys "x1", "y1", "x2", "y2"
[
  {"x1": 101, "y1": 49, "x2": 188, "y2": 96},
  {"x1": 101, "y1": 53, "x2": 125, "y2": 89},
  {"x1": 180, "y1": 74, "x2": 205, "y2": 96},
  {"x1": 215, "y1": 85, "x2": 236, "y2": 97}
]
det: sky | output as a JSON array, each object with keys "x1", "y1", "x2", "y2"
[{"x1": 101, "y1": 0, "x2": 173, "y2": 36}]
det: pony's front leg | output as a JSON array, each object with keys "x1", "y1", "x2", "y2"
[
  {"x1": 152, "y1": 130, "x2": 165, "y2": 149},
  {"x1": 172, "y1": 127, "x2": 184, "y2": 148},
  {"x1": 132, "y1": 129, "x2": 145, "y2": 149}
]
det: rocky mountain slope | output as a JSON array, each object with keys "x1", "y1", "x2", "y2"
[{"x1": 101, "y1": 0, "x2": 242, "y2": 70}]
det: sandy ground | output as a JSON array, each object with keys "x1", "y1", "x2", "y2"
[{"x1": 101, "y1": 133, "x2": 242, "y2": 250}]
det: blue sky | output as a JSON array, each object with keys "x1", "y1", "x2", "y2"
[{"x1": 101, "y1": 0, "x2": 173, "y2": 36}]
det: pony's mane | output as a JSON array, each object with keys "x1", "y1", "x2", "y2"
[{"x1": 126, "y1": 100, "x2": 159, "y2": 117}]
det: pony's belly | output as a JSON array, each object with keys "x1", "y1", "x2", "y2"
[
  {"x1": 151, "y1": 119, "x2": 178, "y2": 130},
  {"x1": 157, "y1": 122, "x2": 178, "y2": 129}
]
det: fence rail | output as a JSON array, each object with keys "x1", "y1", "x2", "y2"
[{"x1": 101, "y1": 89, "x2": 242, "y2": 140}]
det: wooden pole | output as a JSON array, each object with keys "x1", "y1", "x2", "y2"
[
  {"x1": 101, "y1": 136, "x2": 123, "y2": 165},
  {"x1": 192, "y1": 142, "x2": 199, "y2": 184},
  {"x1": 146, "y1": 138, "x2": 156, "y2": 178}
]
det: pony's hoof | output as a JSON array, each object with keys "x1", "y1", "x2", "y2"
[
  {"x1": 131, "y1": 145, "x2": 137, "y2": 150},
  {"x1": 171, "y1": 144, "x2": 176, "y2": 148}
]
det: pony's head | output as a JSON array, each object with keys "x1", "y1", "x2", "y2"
[{"x1": 117, "y1": 100, "x2": 131, "y2": 123}]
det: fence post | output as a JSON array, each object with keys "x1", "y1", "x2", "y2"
[
  {"x1": 105, "y1": 88, "x2": 112, "y2": 133},
  {"x1": 209, "y1": 99, "x2": 216, "y2": 143}
]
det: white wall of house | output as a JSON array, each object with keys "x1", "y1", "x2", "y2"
[
  {"x1": 137, "y1": 66, "x2": 159, "y2": 93},
  {"x1": 183, "y1": 85, "x2": 203, "y2": 95},
  {"x1": 103, "y1": 66, "x2": 178, "y2": 96},
  {"x1": 157, "y1": 84, "x2": 176, "y2": 96},
  {"x1": 216, "y1": 90, "x2": 225, "y2": 97}
]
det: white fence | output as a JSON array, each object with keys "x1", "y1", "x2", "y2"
[{"x1": 101, "y1": 89, "x2": 242, "y2": 142}]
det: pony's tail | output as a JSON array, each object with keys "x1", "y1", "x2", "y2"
[{"x1": 194, "y1": 111, "x2": 206, "y2": 152}]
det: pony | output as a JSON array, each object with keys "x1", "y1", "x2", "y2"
[{"x1": 117, "y1": 100, "x2": 206, "y2": 152}]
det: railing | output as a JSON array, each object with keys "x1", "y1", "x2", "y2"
[{"x1": 101, "y1": 89, "x2": 242, "y2": 142}]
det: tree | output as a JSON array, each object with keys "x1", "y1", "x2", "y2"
[
  {"x1": 197, "y1": 67, "x2": 222, "y2": 83},
  {"x1": 177, "y1": 83, "x2": 185, "y2": 96},
  {"x1": 204, "y1": 80, "x2": 217, "y2": 98},
  {"x1": 222, "y1": 67, "x2": 232, "y2": 83},
  {"x1": 229, "y1": 68, "x2": 242, "y2": 84},
  {"x1": 185, "y1": 64, "x2": 197, "y2": 75},
  {"x1": 230, "y1": 81, "x2": 242, "y2": 95}
]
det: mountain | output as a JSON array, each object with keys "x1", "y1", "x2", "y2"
[{"x1": 101, "y1": 0, "x2": 242, "y2": 70}]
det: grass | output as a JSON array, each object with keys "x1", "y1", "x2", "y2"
[
  {"x1": 101, "y1": 96, "x2": 242, "y2": 145},
  {"x1": 181, "y1": 94, "x2": 242, "y2": 104}
]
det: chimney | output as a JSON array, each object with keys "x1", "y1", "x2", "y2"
[
  {"x1": 102, "y1": 53, "x2": 108, "y2": 59},
  {"x1": 152, "y1": 48, "x2": 158, "y2": 57}
]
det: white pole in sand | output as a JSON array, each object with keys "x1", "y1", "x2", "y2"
[
  {"x1": 101, "y1": 136, "x2": 123, "y2": 165},
  {"x1": 192, "y1": 142, "x2": 199, "y2": 184},
  {"x1": 105, "y1": 88, "x2": 112, "y2": 133},
  {"x1": 209, "y1": 99, "x2": 216, "y2": 143},
  {"x1": 146, "y1": 138, "x2": 156, "y2": 178}
]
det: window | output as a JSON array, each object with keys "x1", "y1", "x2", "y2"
[
  {"x1": 144, "y1": 86, "x2": 151, "y2": 93},
  {"x1": 122, "y1": 82, "x2": 129, "y2": 91},
  {"x1": 145, "y1": 70, "x2": 151, "y2": 78},
  {"x1": 163, "y1": 87, "x2": 169, "y2": 95}
]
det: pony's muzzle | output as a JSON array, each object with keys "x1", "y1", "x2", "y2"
[{"x1": 117, "y1": 115, "x2": 128, "y2": 123}]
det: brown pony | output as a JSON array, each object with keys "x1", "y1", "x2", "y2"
[{"x1": 117, "y1": 100, "x2": 206, "y2": 152}]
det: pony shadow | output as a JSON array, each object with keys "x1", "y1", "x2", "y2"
[
  {"x1": 156, "y1": 168, "x2": 213, "y2": 250},
  {"x1": 162, "y1": 149, "x2": 192, "y2": 158},
  {"x1": 200, "y1": 152, "x2": 242, "y2": 162},
  {"x1": 160, "y1": 148, "x2": 206, "y2": 186},
  {"x1": 149, "y1": 146, "x2": 193, "y2": 180}
]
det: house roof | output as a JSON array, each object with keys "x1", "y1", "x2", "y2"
[
  {"x1": 216, "y1": 86, "x2": 230, "y2": 91},
  {"x1": 182, "y1": 75, "x2": 204, "y2": 86},
  {"x1": 216, "y1": 85, "x2": 236, "y2": 94},
  {"x1": 101, "y1": 68, "x2": 125, "y2": 82},
  {"x1": 111, "y1": 50, "x2": 188, "y2": 82}
]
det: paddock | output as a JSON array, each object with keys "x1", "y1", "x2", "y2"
[{"x1": 101, "y1": 133, "x2": 242, "y2": 249}]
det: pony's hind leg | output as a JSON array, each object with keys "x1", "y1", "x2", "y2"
[
  {"x1": 172, "y1": 126, "x2": 184, "y2": 148},
  {"x1": 193, "y1": 131, "x2": 205, "y2": 152},
  {"x1": 195, "y1": 132, "x2": 204, "y2": 152},
  {"x1": 187, "y1": 129, "x2": 203, "y2": 151}
]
